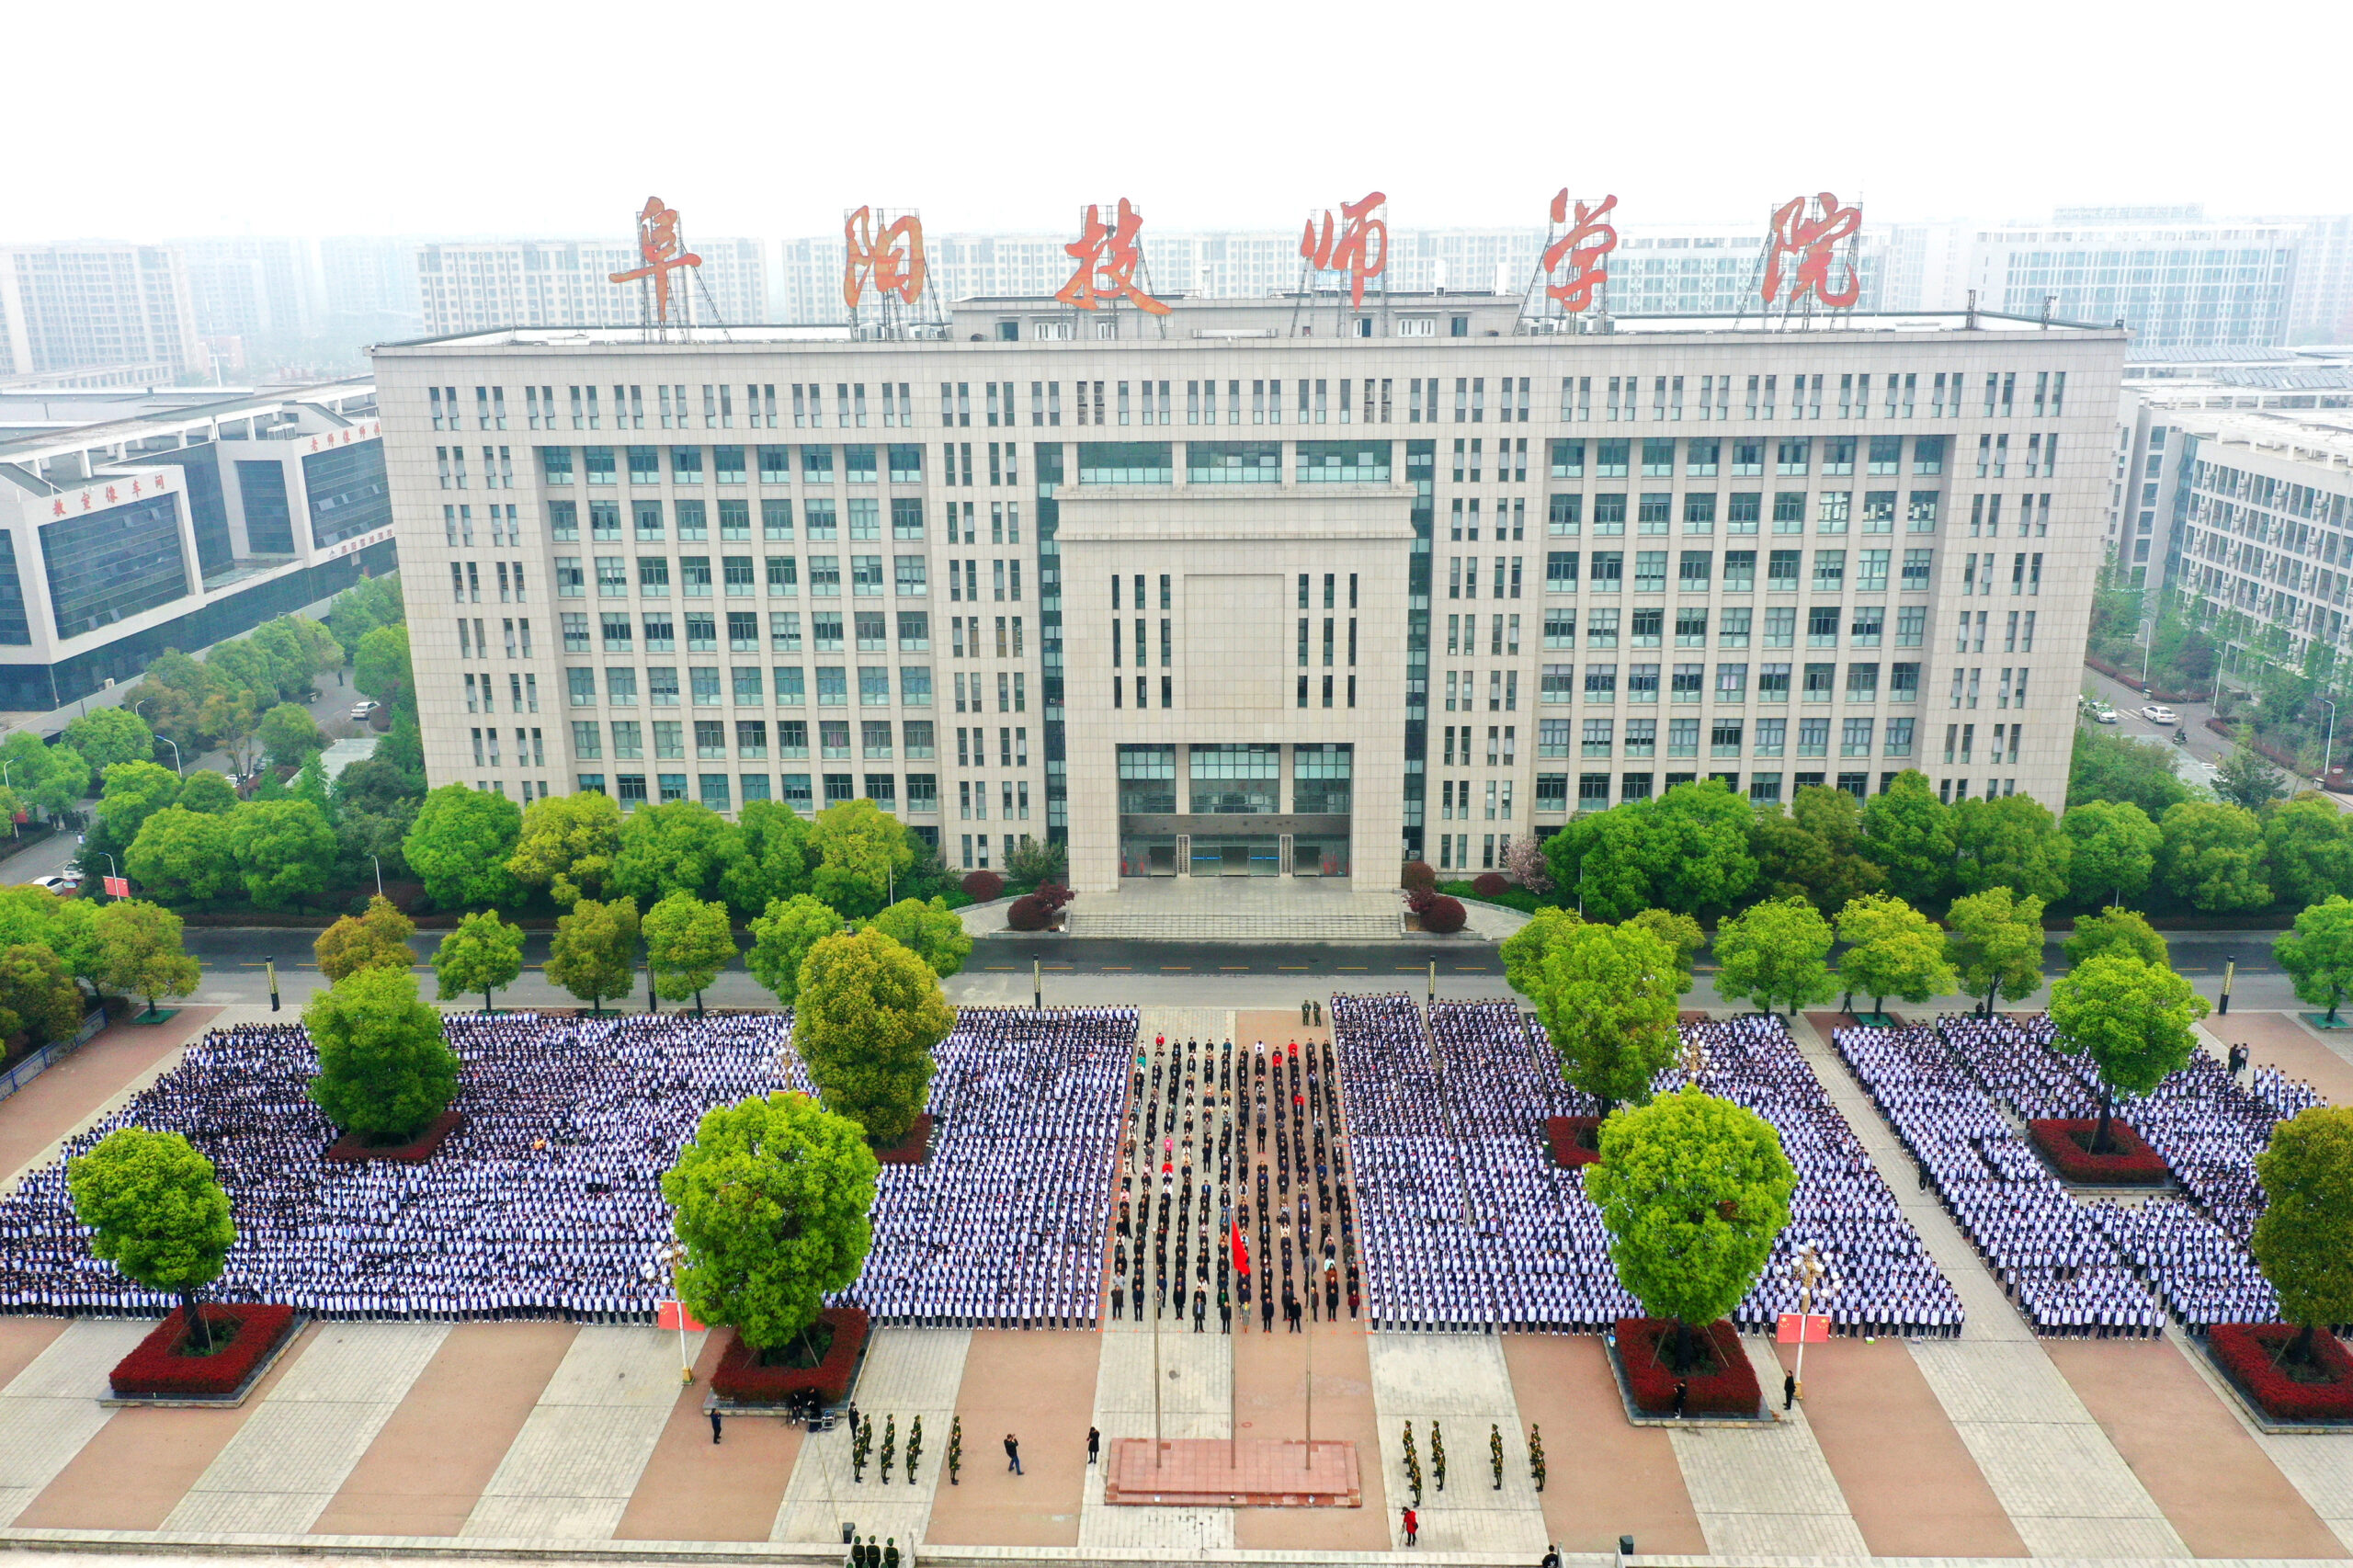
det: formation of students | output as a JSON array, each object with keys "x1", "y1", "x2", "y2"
[
  {"x1": 1334, "y1": 997, "x2": 1967, "y2": 1337},
  {"x1": 1107, "y1": 1029, "x2": 1359, "y2": 1331}
]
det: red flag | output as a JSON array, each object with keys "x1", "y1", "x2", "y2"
[
  {"x1": 657, "y1": 1300, "x2": 706, "y2": 1332},
  {"x1": 1230, "y1": 1221, "x2": 1249, "y2": 1276},
  {"x1": 102, "y1": 876, "x2": 130, "y2": 898}
]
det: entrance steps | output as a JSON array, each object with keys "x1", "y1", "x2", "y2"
[{"x1": 1074, "y1": 904, "x2": 1402, "y2": 941}]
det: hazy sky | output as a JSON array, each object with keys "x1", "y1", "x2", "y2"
[{"x1": 16, "y1": 0, "x2": 2350, "y2": 242}]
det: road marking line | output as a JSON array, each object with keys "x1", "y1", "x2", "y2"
[{"x1": 1277, "y1": 966, "x2": 1308, "y2": 971}]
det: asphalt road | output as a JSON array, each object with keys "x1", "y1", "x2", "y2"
[
  {"x1": 2077, "y1": 662, "x2": 2353, "y2": 812},
  {"x1": 169, "y1": 925, "x2": 2312, "y2": 1014}
]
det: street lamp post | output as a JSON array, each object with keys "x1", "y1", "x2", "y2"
[
  {"x1": 370, "y1": 855, "x2": 384, "y2": 899},
  {"x1": 2322, "y1": 699, "x2": 2339, "y2": 793},
  {"x1": 154, "y1": 735, "x2": 182, "y2": 778},
  {"x1": 2141, "y1": 619, "x2": 2154, "y2": 687}
]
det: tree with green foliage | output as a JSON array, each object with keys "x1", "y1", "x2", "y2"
[
  {"x1": 612, "y1": 800, "x2": 745, "y2": 906},
  {"x1": 199, "y1": 687, "x2": 264, "y2": 778},
  {"x1": 63, "y1": 708, "x2": 154, "y2": 773},
  {"x1": 506, "y1": 790, "x2": 623, "y2": 907},
  {"x1": 2063, "y1": 906, "x2": 2170, "y2": 971},
  {"x1": 290, "y1": 755, "x2": 332, "y2": 817},
  {"x1": 208, "y1": 637, "x2": 290, "y2": 708},
  {"x1": 257, "y1": 702, "x2": 326, "y2": 768},
  {"x1": 1542, "y1": 781, "x2": 1758, "y2": 920},
  {"x1": 795, "y1": 927, "x2": 952, "y2": 1146},
  {"x1": 808, "y1": 800, "x2": 919, "y2": 919},
  {"x1": 376, "y1": 710, "x2": 426, "y2": 797},
  {"x1": 2265, "y1": 795, "x2": 2353, "y2": 909},
  {"x1": 95, "y1": 760, "x2": 181, "y2": 849},
  {"x1": 304, "y1": 967, "x2": 460, "y2": 1145},
  {"x1": 1952, "y1": 794, "x2": 2072, "y2": 902},
  {"x1": 661, "y1": 1091, "x2": 880, "y2": 1354},
  {"x1": 174, "y1": 770, "x2": 237, "y2": 814},
  {"x1": 870, "y1": 896, "x2": 974, "y2": 980},
  {"x1": 1751, "y1": 786, "x2": 1885, "y2": 912},
  {"x1": 328, "y1": 574, "x2": 405, "y2": 659},
  {"x1": 0, "y1": 890, "x2": 101, "y2": 1000},
  {"x1": 93, "y1": 899, "x2": 199, "y2": 1019},
  {"x1": 1835, "y1": 893, "x2": 1957, "y2": 1018},
  {"x1": 0, "y1": 944, "x2": 85, "y2": 1047},
  {"x1": 1624, "y1": 908, "x2": 1704, "y2": 995},
  {"x1": 1501, "y1": 906, "x2": 1584, "y2": 996},
  {"x1": 1542, "y1": 808, "x2": 1654, "y2": 921},
  {"x1": 1711, "y1": 895, "x2": 1836, "y2": 1017},
  {"x1": 2158, "y1": 800, "x2": 2272, "y2": 912},
  {"x1": 644, "y1": 892, "x2": 737, "y2": 1015},
  {"x1": 547, "y1": 897, "x2": 638, "y2": 1015},
  {"x1": 126, "y1": 806, "x2": 237, "y2": 903},
  {"x1": 1860, "y1": 770, "x2": 1957, "y2": 904},
  {"x1": 229, "y1": 799, "x2": 337, "y2": 910},
  {"x1": 2062, "y1": 800, "x2": 2164, "y2": 908},
  {"x1": 67, "y1": 1129, "x2": 235, "y2": 1349},
  {"x1": 745, "y1": 894, "x2": 845, "y2": 1005},
  {"x1": 433, "y1": 909, "x2": 525, "y2": 1011},
  {"x1": 720, "y1": 800, "x2": 812, "y2": 916},
  {"x1": 353, "y1": 624, "x2": 413, "y2": 712},
  {"x1": 1945, "y1": 887, "x2": 2046, "y2": 1016},
  {"x1": 314, "y1": 895, "x2": 417, "y2": 983},
  {"x1": 2048, "y1": 950, "x2": 2208, "y2": 1153},
  {"x1": 2213, "y1": 744, "x2": 2290, "y2": 812},
  {"x1": 403, "y1": 785, "x2": 523, "y2": 911},
  {"x1": 1003, "y1": 836, "x2": 1067, "y2": 894},
  {"x1": 1586, "y1": 1086, "x2": 1797, "y2": 1373},
  {"x1": 2069, "y1": 725, "x2": 2195, "y2": 818},
  {"x1": 2252, "y1": 1106, "x2": 2353, "y2": 1370},
  {"x1": 1527, "y1": 919, "x2": 1680, "y2": 1119},
  {"x1": 2276, "y1": 896, "x2": 2353, "y2": 1026}
]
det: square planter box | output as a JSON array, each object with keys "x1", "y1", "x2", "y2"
[
  {"x1": 871, "y1": 1112, "x2": 934, "y2": 1166},
  {"x1": 2210, "y1": 1324, "x2": 2353, "y2": 1425},
  {"x1": 326, "y1": 1109, "x2": 463, "y2": 1164},
  {"x1": 2027, "y1": 1118, "x2": 2169, "y2": 1185},
  {"x1": 1613, "y1": 1316, "x2": 1762, "y2": 1417},
  {"x1": 1544, "y1": 1115, "x2": 1602, "y2": 1169},
  {"x1": 710, "y1": 1306, "x2": 870, "y2": 1405},
  {"x1": 108, "y1": 1302, "x2": 298, "y2": 1402}
]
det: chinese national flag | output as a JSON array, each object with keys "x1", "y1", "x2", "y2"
[
  {"x1": 657, "y1": 1301, "x2": 705, "y2": 1332},
  {"x1": 1230, "y1": 1221, "x2": 1249, "y2": 1276},
  {"x1": 102, "y1": 876, "x2": 130, "y2": 898},
  {"x1": 1776, "y1": 1312, "x2": 1831, "y2": 1344}
]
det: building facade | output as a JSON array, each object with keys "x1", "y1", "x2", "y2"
[
  {"x1": 374, "y1": 300, "x2": 2121, "y2": 891},
  {"x1": 1968, "y1": 210, "x2": 2302, "y2": 352},
  {"x1": 416, "y1": 239, "x2": 767, "y2": 337},
  {"x1": 0, "y1": 381, "x2": 392, "y2": 710},
  {"x1": 0, "y1": 243, "x2": 202, "y2": 386}
]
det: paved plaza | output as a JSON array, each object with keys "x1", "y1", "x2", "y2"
[{"x1": 1, "y1": 1003, "x2": 2352, "y2": 1564}]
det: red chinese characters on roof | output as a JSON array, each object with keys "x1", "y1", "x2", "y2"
[
  {"x1": 1055, "y1": 199, "x2": 1169, "y2": 316},
  {"x1": 1300, "y1": 191, "x2": 1389, "y2": 310},
  {"x1": 1542, "y1": 191, "x2": 1619, "y2": 312},
  {"x1": 1762, "y1": 192, "x2": 1863, "y2": 309},
  {"x1": 843, "y1": 208, "x2": 926, "y2": 310},
  {"x1": 608, "y1": 196, "x2": 703, "y2": 324}
]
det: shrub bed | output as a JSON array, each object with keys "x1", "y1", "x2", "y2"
[
  {"x1": 1415, "y1": 894, "x2": 1466, "y2": 934},
  {"x1": 2211, "y1": 1324, "x2": 2353, "y2": 1422},
  {"x1": 710, "y1": 1306, "x2": 870, "y2": 1404},
  {"x1": 1471, "y1": 871, "x2": 1510, "y2": 900},
  {"x1": 109, "y1": 1301, "x2": 296, "y2": 1399},
  {"x1": 326, "y1": 1108, "x2": 463, "y2": 1165},
  {"x1": 1615, "y1": 1317, "x2": 1760, "y2": 1415},
  {"x1": 960, "y1": 869, "x2": 1006, "y2": 902},
  {"x1": 1545, "y1": 1115, "x2": 1602, "y2": 1169},
  {"x1": 2027, "y1": 1118, "x2": 2169, "y2": 1185},
  {"x1": 1400, "y1": 860, "x2": 1438, "y2": 893},
  {"x1": 871, "y1": 1111, "x2": 934, "y2": 1166},
  {"x1": 1439, "y1": 881, "x2": 1544, "y2": 915}
]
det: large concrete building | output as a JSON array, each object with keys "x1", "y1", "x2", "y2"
[
  {"x1": 1965, "y1": 208, "x2": 2302, "y2": 353},
  {"x1": 0, "y1": 381, "x2": 392, "y2": 709},
  {"x1": 374, "y1": 295, "x2": 2123, "y2": 892},
  {"x1": 417, "y1": 239, "x2": 767, "y2": 337},
  {"x1": 0, "y1": 243, "x2": 203, "y2": 388}
]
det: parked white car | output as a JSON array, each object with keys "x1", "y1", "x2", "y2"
[
  {"x1": 26, "y1": 875, "x2": 77, "y2": 894},
  {"x1": 2141, "y1": 704, "x2": 2178, "y2": 724}
]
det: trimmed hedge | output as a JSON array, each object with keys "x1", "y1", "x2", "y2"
[
  {"x1": 960, "y1": 870, "x2": 1006, "y2": 902},
  {"x1": 2211, "y1": 1323, "x2": 2353, "y2": 1423},
  {"x1": 1417, "y1": 895, "x2": 1466, "y2": 934},
  {"x1": 2027, "y1": 1118, "x2": 2169, "y2": 1185},
  {"x1": 1544, "y1": 1115, "x2": 1602, "y2": 1169},
  {"x1": 1400, "y1": 860, "x2": 1438, "y2": 893},
  {"x1": 1616, "y1": 1317, "x2": 1760, "y2": 1415},
  {"x1": 710, "y1": 1306, "x2": 870, "y2": 1405},
  {"x1": 1438, "y1": 880, "x2": 1546, "y2": 915},
  {"x1": 109, "y1": 1301, "x2": 297, "y2": 1399},
  {"x1": 1006, "y1": 893, "x2": 1051, "y2": 931},
  {"x1": 1471, "y1": 871, "x2": 1510, "y2": 899}
]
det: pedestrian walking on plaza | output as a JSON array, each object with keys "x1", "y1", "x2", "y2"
[
  {"x1": 1672, "y1": 1380, "x2": 1688, "y2": 1419},
  {"x1": 1087, "y1": 1426, "x2": 1100, "y2": 1464},
  {"x1": 1782, "y1": 1370, "x2": 1796, "y2": 1411},
  {"x1": 710, "y1": 1410, "x2": 722, "y2": 1444},
  {"x1": 1005, "y1": 1433, "x2": 1022, "y2": 1474},
  {"x1": 1403, "y1": 1506, "x2": 1418, "y2": 1546}
]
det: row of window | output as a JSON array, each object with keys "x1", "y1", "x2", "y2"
[
  {"x1": 547, "y1": 495, "x2": 1017, "y2": 543},
  {"x1": 570, "y1": 769, "x2": 929, "y2": 815},
  {"x1": 560, "y1": 608, "x2": 953, "y2": 655},
  {"x1": 551, "y1": 552, "x2": 1021, "y2": 601},
  {"x1": 1537, "y1": 490, "x2": 1944, "y2": 536},
  {"x1": 570, "y1": 716, "x2": 937, "y2": 763},
  {"x1": 1518, "y1": 548, "x2": 1960, "y2": 597},
  {"x1": 1514, "y1": 603, "x2": 1933, "y2": 652},
  {"x1": 1495, "y1": 660, "x2": 1927, "y2": 708}
]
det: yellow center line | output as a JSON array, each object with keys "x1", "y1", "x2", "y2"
[
  {"x1": 1099, "y1": 965, "x2": 1131, "y2": 971},
  {"x1": 1162, "y1": 966, "x2": 1190, "y2": 971},
  {"x1": 1219, "y1": 966, "x2": 1248, "y2": 971},
  {"x1": 984, "y1": 965, "x2": 1015, "y2": 971},
  {"x1": 1277, "y1": 965, "x2": 1308, "y2": 971}
]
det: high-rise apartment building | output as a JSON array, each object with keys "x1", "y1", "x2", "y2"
[
  {"x1": 377, "y1": 294, "x2": 2120, "y2": 888},
  {"x1": 175, "y1": 236, "x2": 324, "y2": 348},
  {"x1": 0, "y1": 380, "x2": 391, "y2": 709},
  {"x1": 417, "y1": 239, "x2": 767, "y2": 336},
  {"x1": 320, "y1": 236, "x2": 426, "y2": 340},
  {"x1": 1968, "y1": 208, "x2": 2302, "y2": 352},
  {"x1": 0, "y1": 243, "x2": 202, "y2": 386}
]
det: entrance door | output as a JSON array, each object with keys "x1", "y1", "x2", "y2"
[
  {"x1": 1221, "y1": 843, "x2": 1251, "y2": 876},
  {"x1": 1147, "y1": 843, "x2": 1175, "y2": 875}
]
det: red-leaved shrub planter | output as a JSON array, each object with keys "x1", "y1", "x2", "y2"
[
  {"x1": 325, "y1": 1109, "x2": 463, "y2": 1164},
  {"x1": 710, "y1": 1306, "x2": 870, "y2": 1404},
  {"x1": 1545, "y1": 1115, "x2": 1603, "y2": 1168},
  {"x1": 1417, "y1": 895, "x2": 1466, "y2": 934},
  {"x1": 1615, "y1": 1317, "x2": 1760, "y2": 1416},
  {"x1": 2028, "y1": 1118, "x2": 2169, "y2": 1185},
  {"x1": 2211, "y1": 1324, "x2": 2353, "y2": 1422},
  {"x1": 1471, "y1": 871, "x2": 1510, "y2": 899},
  {"x1": 871, "y1": 1112, "x2": 934, "y2": 1166},
  {"x1": 1006, "y1": 894, "x2": 1050, "y2": 931},
  {"x1": 109, "y1": 1302, "x2": 296, "y2": 1399},
  {"x1": 1400, "y1": 860, "x2": 1438, "y2": 893},
  {"x1": 961, "y1": 870, "x2": 1006, "y2": 902}
]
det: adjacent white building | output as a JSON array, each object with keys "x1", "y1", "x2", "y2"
[
  {"x1": 0, "y1": 243, "x2": 202, "y2": 387},
  {"x1": 416, "y1": 238, "x2": 767, "y2": 336}
]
